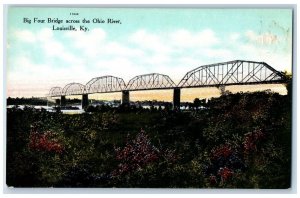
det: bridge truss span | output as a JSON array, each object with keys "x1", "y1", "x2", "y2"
[
  {"x1": 49, "y1": 87, "x2": 63, "y2": 97},
  {"x1": 48, "y1": 60, "x2": 287, "y2": 100},
  {"x1": 85, "y1": 75, "x2": 126, "y2": 94},
  {"x1": 62, "y1": 83, "x2": 85, "y2": 96},
  {"x1": 178, "y1": 60, "x2": 286, "y2": 88},
  {"x1": 126, "y1": 73, "x2": 176, "y2": 91}
]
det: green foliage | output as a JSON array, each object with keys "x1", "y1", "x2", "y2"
[
  {"x1": 7, "y1": 97, "x2": 47, "y2": 106},
  {"x1": 6, "y1": 91, "x2": 291, "y2": 188}
]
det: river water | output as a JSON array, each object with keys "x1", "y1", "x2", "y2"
[
  {"x1": 7, "y1": 105, "x2": 85, "y2": 114},
  {"x1": 7, "y1": 104, "x2": 192, "y2": 114}
]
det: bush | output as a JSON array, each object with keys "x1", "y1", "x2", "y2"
[{"x1": 6, "y1": 91, "x2": 291, "y2": 188}]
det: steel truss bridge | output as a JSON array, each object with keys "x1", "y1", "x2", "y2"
[{"x1": 48, "y1": 60, "x2": 287, "y2": 108}]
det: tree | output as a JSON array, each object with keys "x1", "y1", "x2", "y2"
[
  {"x1": 283, "y1": 72, "x2": 292, "y2": 102},
  {"x1": 194, "y1": 98, "x2": 201, "y2": 110}
]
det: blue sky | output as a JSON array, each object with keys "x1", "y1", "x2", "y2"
[{"x1": 6, "y1": 7, "x2": 292, "y2": 97}]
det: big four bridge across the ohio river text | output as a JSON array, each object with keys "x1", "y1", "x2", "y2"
[{"x1": 48, "y1": 60, "x2": 287, "y2": 109}]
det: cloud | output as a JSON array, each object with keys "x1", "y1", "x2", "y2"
[
  {"x1": 66, "y1": 28, "x2": 106, "y2": 46},
  {"x1": 36, "y1": 29, "x2": 82, "y2": 64},
  {"x1": 232, "y1": 34, "x2": 291, "y2": 73},
  {"x1": 12, "y1": 56, "x2": 48, "y2": 75},
  {"x1": 14, "y1": 30, "x2": 36, "y2": 43},
  {"x1": 42, "y1": 39, "x2": 64, "y2": 57},
  {"x1": 170, "y1": 29, "x2": 219, "y2": 48},
  {"x1": 94, "y1": 58, "x2": 146, "y2": 81},
  {"x1": 204, "y1": 48, "x2": 234, "y2": 59},
  {"x1": 8, "y1": 27, "x2": 292, "y2": 97},
  {"x1": 238, "y1": 43, "x2": 291, "y2": 72},
  {"x1": 129, "y1": 29, "x2": 171, "y2": 54},
  {"x1": 36, "y1": 28, "x2": 53, "y2": 41},
  {"x1": 7, "y1": 56, "x2": 55, "y2": 96},
  {"x1": 229, "y1": 33, "x2": 240, "y2": 42},
  {"x1": 126, "y1": 29, "x2": 223, "y2": 75},
  {"x1": 13, "y1": 28, "x2": 82, "y2": 65},
  {"x1": 65, "y1": 28, "x2": 106, "y2": 57},
  {"x1": 104, "y1": 42, "x2": 145, "y2": 57}
]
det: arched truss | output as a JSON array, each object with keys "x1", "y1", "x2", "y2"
[
  {"x1": 85, "y1": 75, "x2": 126, "y2": 94},
  {"x1": 62, "y1": 83, "x2": 85, "y2": 96},
  {"x1": 49, "y1": 87, "x2": 63, "y2": 97},
  {"x1": 126, "y1": 73, "x2": 176, "y2": 91},
  {"x1": 178, "y1": 60, "x2": 286, "y2": 88}
]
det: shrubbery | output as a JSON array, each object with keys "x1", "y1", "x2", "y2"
[{"x1": 6, "y1": 91, "x2": 291, "y2": 188}]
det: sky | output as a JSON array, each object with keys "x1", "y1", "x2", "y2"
[{"x1": 6, "y1": 7, "x2": 292, "y2": 100}]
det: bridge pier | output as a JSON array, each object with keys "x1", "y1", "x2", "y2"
[
  {"x1": 60, "y1": 96, "x2": 66, "y2": 106},
  {"x1": 55, "y1": 99, "x2": 60, "y2": 106},
  {"x1": 218, "y1": 85, "x2": 226, "y2": 95},
  {"x1": 173, "y1": 88, "x2": 181, "y2": 109},
  {"x1": 122, "y1": 91, "x2": 130, "y2": 105},
  {"x1": 82, "y1": 94, "x2": 89, "y2": 109}
]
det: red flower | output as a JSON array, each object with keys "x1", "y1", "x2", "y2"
[
  {"x1": 211, "y1": 144, "x2": 232, "y2": 160},
  {"x1": 218, "y1": 167, "x2": 233, "y2": 182},
  {"x1": 113, "y1": 130, "x2": 159, "y2": 175},
  {"x1": 28, "y1": 131, "x2": 64, "y2": 154}
]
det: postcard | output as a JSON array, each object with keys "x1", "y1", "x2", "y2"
[{"x1": 5, "y1": 5, "x2": 293, "y2": 189}]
